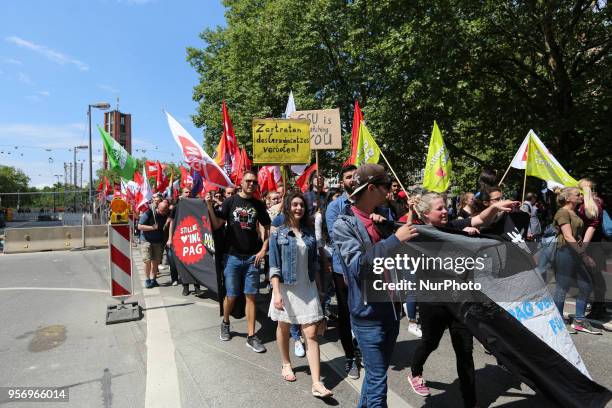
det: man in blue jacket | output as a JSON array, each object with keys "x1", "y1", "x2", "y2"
[{"x1": 333, "y1": 164, "x2": 418, "y2": 408}]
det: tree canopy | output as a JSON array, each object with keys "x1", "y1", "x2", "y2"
[
  {"x1": 187, "y1": 0, "x2": 611, "y2": 194},
  {"x1": 0, "y1": 165, "x2": 30, "y2": 193}
]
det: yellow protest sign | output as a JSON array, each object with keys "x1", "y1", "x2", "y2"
[{"x1": 252, "y1": 118, "x2": 311, "y2": 164}]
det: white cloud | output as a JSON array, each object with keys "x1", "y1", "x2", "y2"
[
  {"x1": 18, "y1": 72, "x2": 33, "y2": 85},
  {"x1": 97, "y1": 84, "x2": 119, "y2": 94},
  {"x1": 3, "y1": 58, "x2": 23, "y2": 65},
  {"x1": 5, "y1": 36, "x2": 89, "y2": 71}
]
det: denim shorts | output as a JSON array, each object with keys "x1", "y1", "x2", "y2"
[{"x1": 223, "y1": 254, "x2": 260, "y2": 297}]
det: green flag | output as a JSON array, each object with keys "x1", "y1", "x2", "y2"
[
  {"x1": 98, "y1": 125, "x2": 137, "y2": 180},
  {"x1": 355, "y1": 121, "x2": 381, "y2": 166},
  {"x1": 525, "y1": 134, "x2": 577, "y2": 187},
  {"x1": 423, "y1": 121, "x2": 452, "y2": 192}
]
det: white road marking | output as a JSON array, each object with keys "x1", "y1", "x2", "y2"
[
  {"x1": 133, "y1": 253, "x2": 182, "y2": 408},
  {"x1": 0, "y1": 287, "x2": 108, "y2": 293}
]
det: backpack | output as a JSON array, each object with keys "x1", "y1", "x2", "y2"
[{"x1": 602, "y1": 209, "x2": 612, "y2": 239}]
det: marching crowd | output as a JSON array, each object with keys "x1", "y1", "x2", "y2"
[{"x1": 133, "y1": 163, "x2": 610, "y2": 407}]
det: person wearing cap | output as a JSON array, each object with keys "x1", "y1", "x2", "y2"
[{"x1": 333, "y1": 164, "x2": 419, "y2": 407}]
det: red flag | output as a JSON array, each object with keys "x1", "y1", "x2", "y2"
[
  {"x1": 166, "y1": 111, "x2": 234, "y2": 189},
  {"x1": 155, "y1": 161, "x2": 169, "y2": 192},
  {"x1": 97, "y1": 176, "x2": 112, "y2": 201},
  {"x1": 132, "y1": 171, "x2": 144, "y2": 210},
  {"x1": 214, "y1": 101, "x2": 240, "y2": 175},
  {"x1": 223, "y1": 101, "x2": 239, "y2": 167},
  {"x1": 231, "y1": 146, "x2": 248, "y2": 184},
  {"x1": 345, "y1": 101, "x2": 364, "y2": 165},
  {"x1": 241, "y1": 148, "x2": 252, "y2": 170},
  {"x1": 136, "y1": 165, "x2": 152, "y2": 212},
  {"x1": 113, "y1": 183, "x2": 122, "y2": 198},
  {"x1": 145, "y1": 160, "x2": 158, "y2": 179},
  {"x1": 296, "y1": 163, "x2": 317, "y2": 193},
  {"x1": 180, "y1": 166, "x2": 193, "y2": 189}
]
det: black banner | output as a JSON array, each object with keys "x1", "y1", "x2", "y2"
[{"x1": 171, "y1": 198, "x2": 218, "y2": 293}]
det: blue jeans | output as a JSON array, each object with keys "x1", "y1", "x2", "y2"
[
  {"x1": 290, "y1": 324, "x2": 301, "y2": 341},
  {"x1": 223, "y1": 254, "x2": 260, "y2": 297},
  {"x1": 405, "y1": 298, "x2": 417, "y2": 320},
  {"x1": 536, "y1": 235, "x2": 556, "y2": 282},
  {"x1": 554, "y1": 246, "x2": 592, "y2": 319},
  {"x1": 351, "y1": 319, "x2": 400, "y2": 408}
]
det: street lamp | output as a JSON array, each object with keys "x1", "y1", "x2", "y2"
[{"x1": 88, "y1": 102, "x2": 110, "y2": 216}]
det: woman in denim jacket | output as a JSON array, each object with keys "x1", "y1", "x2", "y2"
[{"x1": 268, "y1": 191, "x2": 332, "y2": 398}]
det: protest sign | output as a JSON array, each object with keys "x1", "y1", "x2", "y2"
[
  {"x1": 252, "y1": 118, "x2": 311, "y2": 164},
  {"x1": 289, "y1": 108, "x2": 342, "y2": 150}
]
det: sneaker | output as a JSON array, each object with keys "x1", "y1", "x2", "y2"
[
  {"x1": 220, "y1": 321, "x2": 231, "y2": 341},
  {"x1": 182, "y1": 285, "x2": 190, "y2": 296},
  {"x1": 194, "y1": 286, "x2": 203, "y2": 297},
  {"x1": 294, "y1": 340, "x2": 306, "y2": 358},
  {"x1": 151, "y1": 279, "x2": 159, "y2": 287},
  {"x1": 246, "y1": 335, "x2": 266, "y2": 353},
  {"x1": 408, "y1": 374, "x2": 430, "y2": 397},
  {"x1": 572, "y1": 319, "x2": 602, "y2": 335},
  {"x1": 171, "y1": 280, "x2": 179, "y2": 286},
  {"x1": 345, "y1": 359, "x2": 359, "y2": 380},
  {"x1": 144, "y1": 279, "x2": 153, "y2": 289},
  {"x1": 565, "y1": 323, "x2": 577, "y2": 334},
  {"x1": 408, "y1": 322, "x2": 422, "y2": 338}
]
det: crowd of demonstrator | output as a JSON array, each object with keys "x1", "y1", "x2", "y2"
[{"x1": 133, "y1": 163, "x2": 609, "y2": 407}]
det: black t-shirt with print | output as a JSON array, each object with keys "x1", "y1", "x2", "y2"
[{"x1": 220, "y1": 194, "x2": 271, "y2": 256}]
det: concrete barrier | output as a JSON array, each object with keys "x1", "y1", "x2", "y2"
[{"x1": 3, "y1": 225, "x2": 108, "y2": 254}]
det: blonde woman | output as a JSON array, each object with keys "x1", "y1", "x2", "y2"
[
  {"x1": 457, "y1": 192, "x2": 474, "y2": 219},
  {"x1": 577, "y1": 179, "x2": 608, "y2": 320},
  {"x1": 553, "y1": 187, "x2": 601, "y2": 334}
]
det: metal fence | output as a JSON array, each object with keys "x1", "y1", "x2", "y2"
[{"x1": 0, "y1": 191, "x2": 103, "y2": 225}]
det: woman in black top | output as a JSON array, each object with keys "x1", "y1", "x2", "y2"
[{"x1": 407, "y1": 193, "x2": 517, "y2": 407}]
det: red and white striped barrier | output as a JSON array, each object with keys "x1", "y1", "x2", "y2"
[{"x1": 108, "y1": 224, "x2": 133, "y2": 298}]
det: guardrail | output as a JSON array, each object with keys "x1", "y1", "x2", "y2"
[{"x1": 3, "y1": 225, "x2": 108, "y2": 254}]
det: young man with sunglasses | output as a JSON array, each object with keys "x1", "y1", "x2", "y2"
[
  {"x1": 207, "y1": 170, "x2": 271, "y2": 353},
  {"x1": 333, "y1": 164, "x2": 419, "y2": 407}
]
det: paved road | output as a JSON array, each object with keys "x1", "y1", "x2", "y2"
[{"x1": 0, "y1": 249, "x2": 611, "y2": 407}]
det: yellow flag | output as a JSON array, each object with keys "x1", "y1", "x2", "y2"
[
  {"x1": 355, "y1": 121, "x2": 381, "y2": 166},
  {"x1": 423, "y1": 121, "x2": 452, "y2": 192},
  {"x1": 526, "y1": 135, "x2": 577, "y2": 187}
]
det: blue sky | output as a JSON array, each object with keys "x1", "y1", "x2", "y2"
[{"x1": 0, "y1": 0, "x2": 226, "y2": 188}]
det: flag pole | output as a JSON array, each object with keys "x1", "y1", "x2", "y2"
[
  {"x1": 522, "y1": 169, "x2": 528, "y2": 203},
  {"x1": 498, "y1": 161, "x2": 513, "y2": 186},
  {"x1": 379, "y1": 150, "x2": 408, "y2": 194},
  {"x1": 315, "y1": 151, "x2": 320, "y2": 178}
]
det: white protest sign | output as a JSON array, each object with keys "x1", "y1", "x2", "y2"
[{"x1": 290, "y1": 108, "x2": 342, "y2": 150}]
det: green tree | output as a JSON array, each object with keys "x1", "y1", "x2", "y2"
[
  {"x1": 0, "y1": 165, "x2": 30, "y2": 193},
  {"x1": 188, "y1": 0, "x2": 611, "y2": 193}
]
